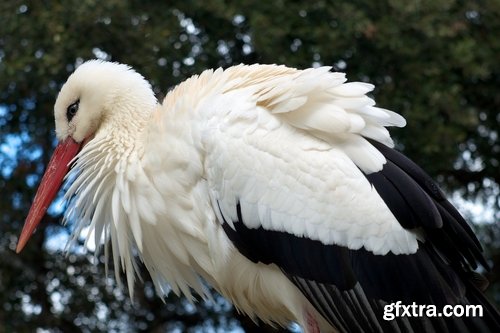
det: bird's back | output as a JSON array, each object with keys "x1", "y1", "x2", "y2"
[{"x1": 152, "y1": 64, "x2": 500, "y2": 332}]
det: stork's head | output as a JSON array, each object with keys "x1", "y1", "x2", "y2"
[
  {"x1": 16, "y1": 60, "x2": 156, "y2": 253},
  {"x1": 54, "y1": 60, "x2": 156, "y2": 142}
]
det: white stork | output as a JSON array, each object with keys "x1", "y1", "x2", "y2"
[{"x1": 17, "y1": 60, "x2": 500, "y2": 332}]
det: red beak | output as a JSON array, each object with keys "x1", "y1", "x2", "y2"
[{"x1": 16, "y1": 137, "x2": 82, "y2": 253}]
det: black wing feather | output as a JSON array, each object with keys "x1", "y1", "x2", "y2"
[
  {"x1": 368, "y1": 140, "x2": 487, "y2": 269},
  {"x1": 365, "y1": 159, "x2": 442, "y2": 229}
]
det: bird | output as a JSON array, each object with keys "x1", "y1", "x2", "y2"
[{"x1": 16, "y1": 59, "x2": 500, "y2": 333}]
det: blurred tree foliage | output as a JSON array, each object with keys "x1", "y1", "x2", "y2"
[{"x1": 0, "y1": 0, "x2": 498, "y2": 332}]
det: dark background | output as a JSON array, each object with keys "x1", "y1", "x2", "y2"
[{"x1": 0, "y1": 1, "x2": 498, "y2": 332}]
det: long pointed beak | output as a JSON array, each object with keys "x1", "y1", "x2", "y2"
[{"x1": 16, "y1": 137, "x2": 82, "y2": 253}]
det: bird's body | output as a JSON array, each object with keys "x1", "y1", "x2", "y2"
[{"x1": 17, "y1": 60, "x2": 500, "y2": 332}]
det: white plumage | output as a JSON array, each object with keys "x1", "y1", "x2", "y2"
[{"x1": 17, "y1": 60, "x2": 499, "y2": 333}]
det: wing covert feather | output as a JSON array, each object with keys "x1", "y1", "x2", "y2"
[{"x1": 202, "y1": 87, "x2": 418, "y2": 256}]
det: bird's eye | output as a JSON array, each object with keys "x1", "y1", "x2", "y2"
[{"x1": 66, "y1": 100, "x2": 80, "y2": 122}]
